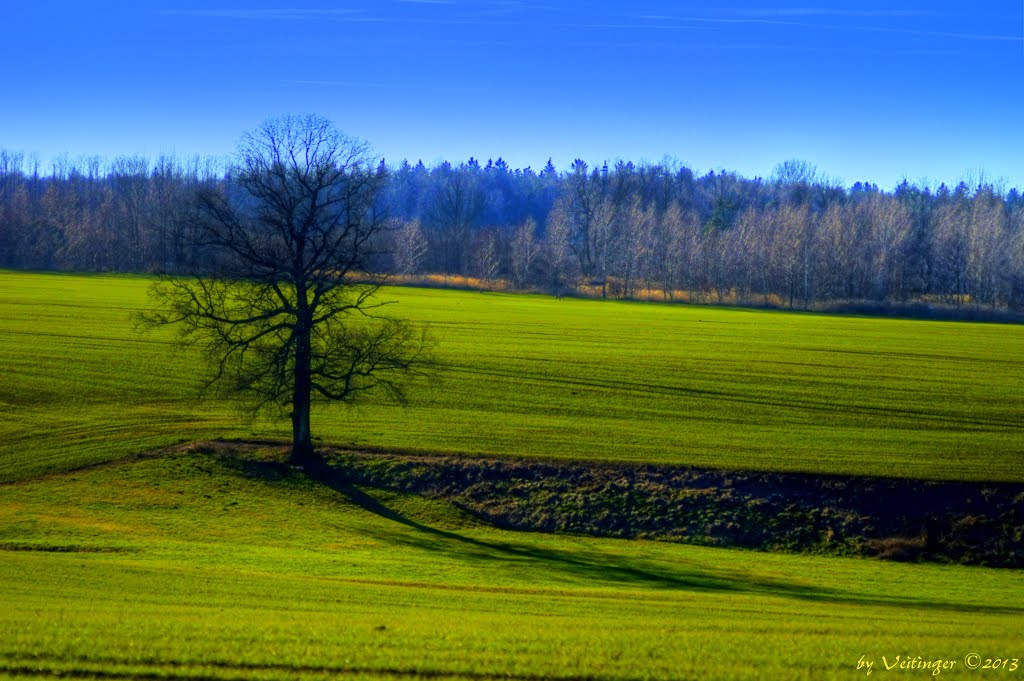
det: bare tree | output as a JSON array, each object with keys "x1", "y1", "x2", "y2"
[
  {"x1": 472, "y1": 228, "x2": 501, "y2": 288},
  {"x1": 933, "y1": 190, "x2": 972, "y2": 306},
  {"x1": 661, "y1": 201, "x2": 701, "y2": 300},
  {"x1": 967, "y1": 187, "x2": 1009, "y2": 308},
  {"x1": 545, "y1": 202, "x2": 578, "y2": 297},
  {"x1": 1010, "y1": 215, "x2": 1024, "y2": 311},
  {"x1": 588, "y1": 197, "x2": 616, "y2": 298},
  {"x1": 769, "y1": 203, "x2": 815, "y2": 308},
  {"x1": 863, "y1": 193, "x2": 911, "y2": 301},
  {"x1": 508, "y1": 217, "x2": 540, "y2": 290},
  {"x1": 393, "y1": 219, "x2": 428, "y2": 275},
  {"x1": 619, "y1": 197, "x2": 655, "y2": 298},
  {"x1": 140, "y1": 115, "x2": 432, "y2": 464}
]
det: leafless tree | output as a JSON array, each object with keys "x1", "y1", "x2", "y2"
[
  {"x1": 619, "y1": 197, "x2": 655, "y2": 298},
  {"x1": 967, "y1": 187, "x2": 1009, "y2": 308},
  {"x1": 769, "y1": 203, "x2": 815, "y2": 308},
  {"x1": 472, "y1": 228, "x2": 501, "y2": 288},
  {"x1": 393, "y1": 219, "x2": 428, "y2": 275},
  {"x1": 545, "y1": 202, "x2": 578, "y2": 297},
  {"x1": 508, "y1": 217, "x2": 540, "y2": 290},
  {"x1": 139, "y1": 115, "x2": 432, "y2": 464},
  {"x1": 862, "y1": 193, "x2": 911, "y2": 301},
  {"x1": 933, "y1": 193, "x2": 972, "y2": 306},
  {"x1": 660, "y1": 201, "x2": 701, "y2": 300}
]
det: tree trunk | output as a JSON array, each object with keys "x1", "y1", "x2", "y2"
[{"x1": 291, "y1": 322, "x2": 315, "y2": 465}]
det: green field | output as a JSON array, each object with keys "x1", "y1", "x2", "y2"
[
  {"x1": 3, "y1": 270, "x2": 1024, "y2": 680},
  {"x1": 1, "y1": 270, "x2": 1022, "y2": 483},
  {"x1": 2, "y1": 447, "x2": 1022, "y2": 680}
]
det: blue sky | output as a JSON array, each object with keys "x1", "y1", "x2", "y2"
[{"x1": 3, "y1": 1, "x2": 1022, "y2": 188}]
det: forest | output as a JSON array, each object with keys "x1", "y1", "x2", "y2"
[{"x1": 1, "y1": 149, "x2": 1022, "y2": 313}]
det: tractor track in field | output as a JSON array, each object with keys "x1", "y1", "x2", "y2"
[{"x1": 0, "y1": 656, "x2": 622, "y2": 681}]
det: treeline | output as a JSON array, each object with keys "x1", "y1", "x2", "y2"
[
  {"x1": 0, "y1": 150, "x2": 220, "y2": 273},
  {"x1": 2, "y1": 150, "x2": 1024, "y2": 311}
]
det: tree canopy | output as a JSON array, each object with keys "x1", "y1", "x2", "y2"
[{"x1": 139, "y1": 115, "x2": 432, "y2": 463}]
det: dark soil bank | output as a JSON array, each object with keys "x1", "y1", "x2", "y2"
[{"x1": 317, "y1": 449, "x2": 1024, "y2": 568}]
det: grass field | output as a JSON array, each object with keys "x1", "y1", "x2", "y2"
[
  {"x1": 2, "y1": 447, "x2": 1022, "y2": 680},
  {"x1": 3, "y1": 270, "x2": 1023, "y2": 679},
  {"x1": 1, "y1": 270, "x2": 1022, "y2": 483}
]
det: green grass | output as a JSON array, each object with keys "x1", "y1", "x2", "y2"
[
  {"x1": 2, "y1": 449, "x2": 1021, "y2": 680},
  {"x1": 2, "y1": 269, "x2": 1023, "y2": 483},
  {"x1": 2, "y1": 271, "x2": 1021, "y2": 678}
]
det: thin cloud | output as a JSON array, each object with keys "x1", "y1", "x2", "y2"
[
  {"x1": 553, "y1": 22, "x2": 720, "y2": 31},
  {"x1": 562, "y1": 40, "x2": 963, "y2": 57},
  {"x1": 158, "y1": 9, "x2": 366, "y2": 21},
  {"x1": 638, "y1": 14, "x2": 1019, "y2": 42},
  {"x1": 482, "y1": 1, "x2": 558, "y2": 10},
  {"x1": 161, "y1": 8, "x2": 527, "y2": 28},
  {"x1": 723, "y1": 8, "x2": 947, "y2": 18},
  {"x1": 287, "y1": 80, "x2": 389, "y2": 88},
  {"x1": 458, "y1": 1, "x2": 560, "y2": 20}
]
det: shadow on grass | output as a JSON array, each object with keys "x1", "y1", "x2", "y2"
[{"x1": 220, "y1": 451, "x2": 1024, "y2": 616}]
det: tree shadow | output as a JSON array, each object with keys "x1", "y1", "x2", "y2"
[
  {"x1": 217, "y1": 451, "x2": 1024, "y2": 617},
  {"x1": 331, "y1": 478, "x2": 759, "y2": 593}
]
